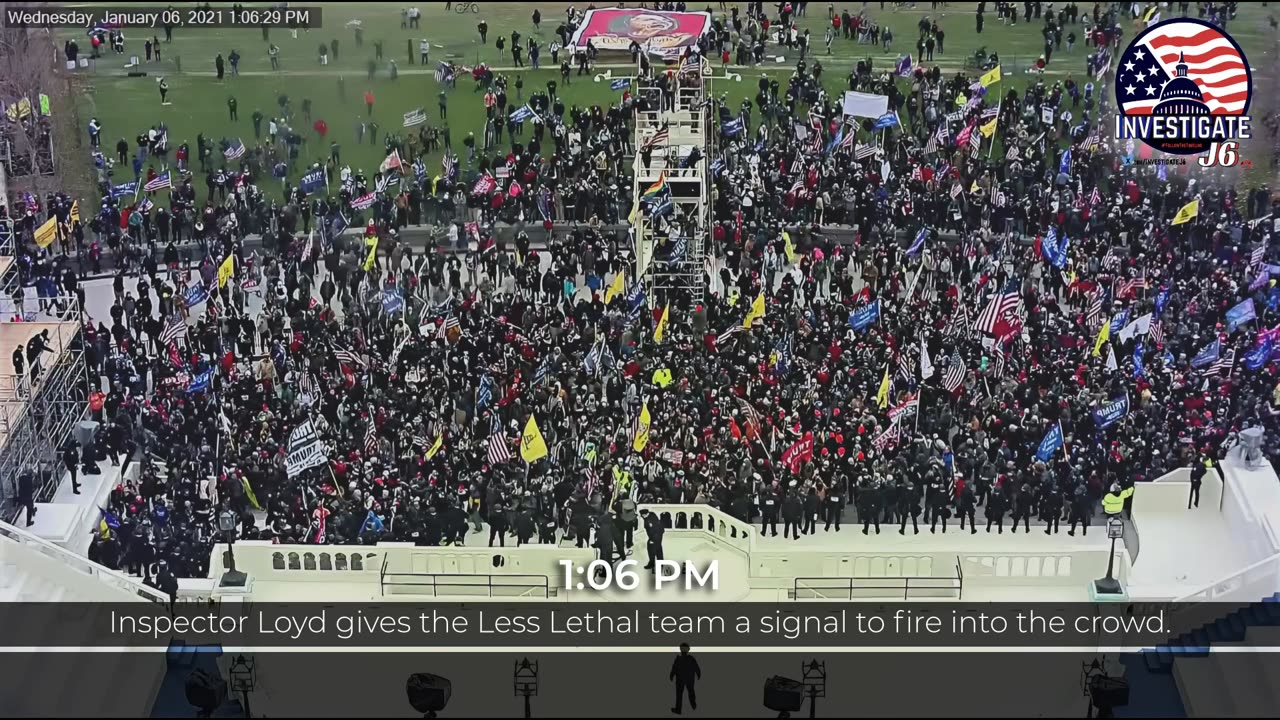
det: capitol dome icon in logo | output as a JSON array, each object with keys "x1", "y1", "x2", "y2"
[{"x1": 1114, "y1": 18, "x2": 1252, "y2": 156}]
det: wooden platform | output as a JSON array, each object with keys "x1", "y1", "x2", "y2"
[
  {"x1": 0, "y1": 257, "x2": 12, "y2": 281},
  {"x1": 0, "y1": 321, "x2": 79, "y2": 448}
]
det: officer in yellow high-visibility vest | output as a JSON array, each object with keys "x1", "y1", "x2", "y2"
[{"x1": 1102, "y1": 483, "x2": 1133, "y2": 518}]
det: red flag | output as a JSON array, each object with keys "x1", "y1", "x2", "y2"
[{"x1": 780, "y1": 432, "x2": 815, "y2": 473}]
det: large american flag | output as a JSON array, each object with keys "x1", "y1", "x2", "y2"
[
  {"x1": 641, "y1": 124, "x2": 670, "y2": 151},
  {"x1": 974, "y1": 279, "x2": 1024, "y2": 337},
  {"x1": 942, "y1": 352, "x2": 967, "y2": 393},
  {"x1": 1116, "y1": 22, "x2": 1250, "y2": 116},
  {"x1": 364, "y1": 413, "x2": 378, "y2": 456},
  {"x1": 1211, "y1": 347, "x2": 1236, "y2": 376},
  {"x1": 487, "y1": 417, "x2": 511, "y2": 465}
]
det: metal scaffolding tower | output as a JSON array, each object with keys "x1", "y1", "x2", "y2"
[{"x1": 631, "y1": 69, "x2": 713, "y2": 309}]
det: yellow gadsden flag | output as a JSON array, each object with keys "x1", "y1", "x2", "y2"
[
  {"x1": 979, "y1": 65, "x2": 1002, "y2": 88},
  {"x1": 1172, "y1": 198, "x2": 1199, "y2": 226},
  {"x1": 33, "y1": 216, "x2": 58, "y2": 248},
  {"x1": 604, "y1": 271, "x2": 626, "y2": 304},
  {"x1": 654, "y1": 305, "x2": 670, "y2": 343},
  {"x1": 69, "y1": 200, "x2": 80, "y2": 225},
  {"x1": 743, "y1": 292, "x2": 766, "y2": 328},
  {"x1": 425, "y1": 433, "x2": 444, "y2": 459},
  {"x1": 783, "y1": 230, "x2": 799, "y2": 265},
  {"x1": 520, "y1": 415, "x2": 548, "y2": 463},
  {"x1": 1092, "y1": 320, "x2": 1111, "y2": 357},
  {"x1": 363, "y1": 235, "x2": 379, "y2": 271},
  {"x1": 217, "y1": 253, "x2": 235, "y2": 288},
  {"x1": 632, "y1": 403, "x2": 651, "y2": 452},
  {"x1": 876, "y1": 366, "x2": 892, "y2": 409},
  {"x1": 980, "y1": 116, "x2": 998, "y2": 138}
]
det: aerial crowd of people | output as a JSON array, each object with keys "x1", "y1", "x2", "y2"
[{"x1": 1, "y1": 1, "x2": 1276, "y2": 579}]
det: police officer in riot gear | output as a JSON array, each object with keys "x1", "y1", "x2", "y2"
[{"x1": 641, "y1": 509, "x2": 665, "y2": 570}]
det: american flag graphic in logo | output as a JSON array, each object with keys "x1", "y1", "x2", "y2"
[
  {"x1": 1115, "y1": 19, "x2": 1251, "y2": 154},
  {"x1": 1116, "y1": 21, "x2": 1250, "y2": 116}
]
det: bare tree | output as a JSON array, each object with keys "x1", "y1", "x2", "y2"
[{"x1": 0, "y1": 2, "x2": 84, "y2": 203}]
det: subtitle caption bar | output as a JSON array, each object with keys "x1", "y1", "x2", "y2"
[{"x1": 3, "y1": 6, "x2": 322, "y2": 29}]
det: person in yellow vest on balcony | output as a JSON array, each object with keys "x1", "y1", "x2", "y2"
[{"x1": 1102, "y1": 483, "x2": 1133, "y2": 519}]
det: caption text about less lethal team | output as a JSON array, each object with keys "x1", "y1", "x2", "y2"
[{"x1": 110, "y1": 608, "x2": 1168, "y2": 643}]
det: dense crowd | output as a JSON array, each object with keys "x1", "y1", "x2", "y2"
[{"x1": 4, "y1": 3, "x2": 1277, "y2": 578}]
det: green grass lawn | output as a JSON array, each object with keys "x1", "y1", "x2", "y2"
[{"x1": 69, "y1": 2, "x2": 1276, "y2": 205}]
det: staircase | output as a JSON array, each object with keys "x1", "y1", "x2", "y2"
[{"x1": 1118, "y1": 594, "x2": 1280, "y2": 717}]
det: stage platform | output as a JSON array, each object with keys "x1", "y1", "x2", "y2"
[
  {"x1": 0, "y1": 321, "x2": 79, "y2": 448},
  {"x1": 25, "y1": 460, "x2": 133, "y2": 554}
]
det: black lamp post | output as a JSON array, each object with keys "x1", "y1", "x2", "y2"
[
  {"x1": 1094, "y1": 517, "x2": 1125, "y2": 596},
  {"x1": 801, "y1": 659, "x2": 826, "y2": 718},
  {"x1": 218, "y1": 509, "x2": 248, "y2": 588},
  {"x1": 513, "y1": 657, "x2": 539, "y2": 719},
  {"x1": 229, "y1": 655, "x2": 257, "y2": 718}
]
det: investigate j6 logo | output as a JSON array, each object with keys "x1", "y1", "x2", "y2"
[{"x1": 1113, "y1": 18, "x2": 1252, "y2": 165}]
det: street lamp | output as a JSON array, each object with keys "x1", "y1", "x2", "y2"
[
  {"x1": 801, "y1": 659, "x2": 826, "y2": 718},
  {"x1": 229, "y1": 655, "x2": 256, "y2": 718},
  {"x1": 218, "y1": 509, "x2": 248, "y2": 589},
  {"x1": 513, "y1": 657, "x2": 539, "y2": 719},
  {"x1": 1094, "y1": 517, "x2": 1126, "y2": 596}
]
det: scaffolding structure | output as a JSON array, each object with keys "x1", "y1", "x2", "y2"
[
  {"x1": 631, "y1": 70, "x2": 713, "y2": 309},
  {"x1": 0, "y1": 240, "x2": 88, "y2": 517}
]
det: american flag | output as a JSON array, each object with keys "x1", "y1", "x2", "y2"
[
  {"x1": 950, "y1": 183, "x2": 963, "y2": 199},
  {"x1": 438, "y1": 313, "x2": 461, "y2": 339},
  {"x1": 1005, "y1": 145, "x2": 1019, "y2": 162},
  {"x1": 584, "y1": 466, "x2": 600, "y2": 497},
  {"x1": 1117, "y1": 276, "x2": 1148, "y2": 299},
  {"x1": 871, "y1": 422, "x2": 900, "y2": 451},
  {"x1": 854, "y1": 143, "x2": 877, "y2": 160},
  {"x1": 1089, "y1": 187, "x2": 1102, "y2": 206},
  {"x1": 334, "y1": 346, "x2": 366, "y2": 368},
  {"x1": 534, "y1": 356, "x2": 551, "y2": 385},
  {"x1": 1211, "y1": 347, "x2": 1237, "y2": 376},
  {"x1": 945, "y1": 300, "x2": 973, "y2": 341},
  {"x1": 942, "y1": 352, "x2": 967, "y2": 393},
  {"x1": 969, "y1": 133, "x2": 982, "y2": 159},
  {"x1": 364, "y1": 413, "x2": 378, "y2": 456},
  {"x1": 992, "y1": 349, "x2": 1007, "y2": 379},
  {"x1": 678, "y1": 51, "x2": 704, "y2": 76},
  {"x1": 1250, "y1": 243, "x2": 1267, "y2": 269},
  {"x1": 158, "y1": 313, "x2": 187, "y2": 344},
  {"x1": 224, "y1": 138, "x2": 246, "y2": 160},
  {"x1": 1102, "y1": 248, "x2": 1123, "y2": 271},
  {"x1": 1149, "y1": 319, "x2": 1164, "y2": 347},
  {"x1": 839, "y1": 127, "x2": 857, "y2": 152},
  {"x1": 298, "y1": 372, "x2": 317, "y2": 397},
  {"x1": 1081, "y1": 135, "x2": 1101, "y2": 153},
  {"x1": 641, "y1": 124, "x2": 670, "y2": 151},
  {"x1": 1116, "y1": 22, "x2": 1249, "y2": 115},
  {"x1": 487, "y1": 417, "x2": 512, "y2": 465},
  {"x1": 895, "y1": 351, "x2": 914, "y2": 383},
  {"x1": 1086, "y1": 290, "x2": 1103, "y2": 330},
  {"x1": 412, "y1": 433, "x2": 430, "y2": 451},
  {"x1": 143, "y1": 172, "x2": 172, "y2": 192},
  {"x1": 974, "y1": 279, "x2": 1024, "y2": 337},
  {"x1": 923, "y1": 127, "x2": 940, "y2": 155}
]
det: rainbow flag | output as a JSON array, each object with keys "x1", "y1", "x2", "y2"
[{"x1": 641, "y1": 172, "x2": 668, "y2": 200}]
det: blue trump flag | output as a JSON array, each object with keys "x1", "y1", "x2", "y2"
[
  {"x1": 872, "y1": 112, "x2": 899, "y2": 131},
  {"x1": 722, "y1": 117, "x2": 744, "y2": 137},
  {"x1": 1041, "y1": 227, "x2": 1069, "y2": 269},
  {"x1": 187, "y1": 369, "x2": 214, "y2": 394},
  {"x1": 1154, "y1": 283, "x2": 1174, "y2": 315},
  {"x1": 1109, "y1": 309, "x2": 1130, "y2": 335},
  {"x1": 299, "y1": 168, "x2": 327, "y2": 194},
  {"x1": 610, "y1": 77, "x2": 631, "y2": 91},
  {"x1": 381, "y1": 289, "x2": 404, "y2": 314},
  {"x1": 111, "y1": 181, "x2": 138, "y2": 198},
  {"x1": 1191, "y1": 338, "x2": 1220, "y2": 369},
  {"x1": 476, "y1": 374, "x2": 494, "y2": 411},
  {"x1": 183, "y1": 284, "x2": 209, "y2": 308},
  {"x1": 1092, "y1": 396, "x2": 1130, "y2": 430},
  {"x1": 848, "y1": 300, "x2": 881, "y2": 331},
  {"x1": 1035, "y1": 423, "x2": 1065, "y2": 461},
  {"x1": 907, "y1": 227, "x2": 929, "y2": 257},
  {"x1": 1245, "y1": 337, "x2": 1274, "y2": 371},
  {"x1": 1226, "y1": 299, "x2": 1256, "y2": 332},
  {"x1": 1059, "y1": 147, "x2": 1072, "y2": 174},
  {"x1": 1133, "y1": 342, "x2": 1145, "y2": 379}
]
